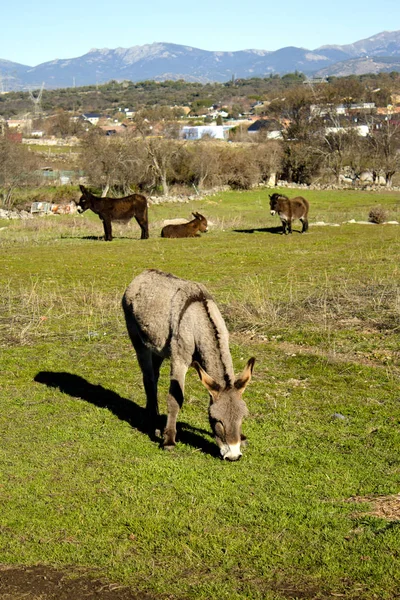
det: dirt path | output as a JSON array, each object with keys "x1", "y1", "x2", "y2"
[{"x1": 0, "y1": 565, "x2": 156, "y2": 600}]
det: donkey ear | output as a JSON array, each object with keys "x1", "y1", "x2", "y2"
[
  {"x1": 79, "y1": 184, "x2": 86, "y2": 193},
  {"x1": 234, "y1": 357, "x2": 256, "y2": 393},
  {"x1": 192, "y1": 212, "x2": 199, "y2": 219},
  {"x1": 192, "y1": 362, "x2": 221, "y2": 396}
]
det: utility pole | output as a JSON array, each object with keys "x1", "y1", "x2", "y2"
[{"x1": 28, "y1": 82, "x2": 45, "y2": 117}]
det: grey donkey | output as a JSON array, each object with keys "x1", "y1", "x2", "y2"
[{"x1": 122, "y1": 269, "x2": 255, "y2": 460}]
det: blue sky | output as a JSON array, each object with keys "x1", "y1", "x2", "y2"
[{"x1": 2, "y1": 0, "x2": 400, "y2": 66}]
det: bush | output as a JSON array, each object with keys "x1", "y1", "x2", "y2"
[
  {"x1": 368, "y1": 206, "x2": 387, "y2": 224},
  {"x1": 221, "y1": 146, "x2": 261, "y2": 190}
]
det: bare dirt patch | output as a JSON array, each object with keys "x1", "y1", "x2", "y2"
[{"x1": 0, "y1": 565, "x2": 157, "y2": 600}]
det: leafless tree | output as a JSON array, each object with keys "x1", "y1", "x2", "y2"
[
  {"x1": 133, "y1": 116, "x2": 185, "y2": 195},
  {"x1": 365, "y1": 116, "x2": 400, "y2": 187},
  {"x1": 80, "y1": 130, "x2": 144, "y2": 195},
  {"x1": 185, "y1": 141, "x2": 225, "y2": 189},
  {"x1": 0, "y1": 136, "x2": 39, "y2": 207}
]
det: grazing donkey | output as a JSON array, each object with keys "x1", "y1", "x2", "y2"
[
  {"x1": 269, "y1": 192, "x2": 309, "y2": 234},
  {"x1": 122, "y1": 269, "x2": 255, "y2": 460},
  {"x1": 161, "y1": 212, "x2": 208, "y2": 238},
  {"x1": 76, "y1": 185, "x2": 149, "y2": 241}
]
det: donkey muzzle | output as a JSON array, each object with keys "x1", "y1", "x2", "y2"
[
  {"x1": 221, "y1": 442, "x2": 242, "y2": 461},
  {"x1": 270, "y1": 210, "x2": 276, "y2": 216}
]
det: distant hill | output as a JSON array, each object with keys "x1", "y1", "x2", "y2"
[
  {"x1": 315, "y1": 56, "x2": 400, "y2": 78},
  {"x1": 1, "y1": 31, "x2": 400, "y2": 91},
  {"x1": 0, "y1": 59, "x2": 32, "y2": 91}
]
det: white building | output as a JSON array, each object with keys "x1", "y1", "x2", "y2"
[{"x1": 181, "y1": 125, "x2": 233, "y2": 140}]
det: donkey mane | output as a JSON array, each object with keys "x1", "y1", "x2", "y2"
[{"x1": 201, "y1": 298, "x2": 233, "y2": 387}]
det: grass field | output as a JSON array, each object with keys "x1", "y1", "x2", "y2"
[{"x1": 0, "y1": 187, "x2": 399, "y2": 599}]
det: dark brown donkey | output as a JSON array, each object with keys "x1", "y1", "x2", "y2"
[
  {"x1": 76, "y1": 185, "x2": 149, "y2": 241},
  {"x1": 269, "y1": 193, "x2": 309, "y2": 234},
  {"x1": 161, "y1": 212, "x2": 208, "y2": 238}
]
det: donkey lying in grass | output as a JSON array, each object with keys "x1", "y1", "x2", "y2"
[
  {"x1": 76, "y1": 185, "x2": 149, "y2": 241},
  {"x1": 161, "y1": 212, "x2": 208, "y2": 238},
  {"x1": 269, "y1": 192, "x2": 309, "y2": 234},
  {"x1": 122, "y1": 269, "x2": 255, "y2": 460}
]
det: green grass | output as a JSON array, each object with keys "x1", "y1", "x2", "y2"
[{"x1": 1, "y1": 187, "x2": 400, "y2": 599}]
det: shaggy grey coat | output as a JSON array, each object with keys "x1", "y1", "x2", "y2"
[{"x1": 122, "y1": 269, "x2": 255, "y2": 460}]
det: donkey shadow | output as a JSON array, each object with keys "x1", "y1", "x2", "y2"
[
  {"x1": 34, "y1": 371, "x2": 218, "y2": 457},
  {"x1": 62, "y1": 235, "x2": 140, "y2": 241},
  {"x1": 233, "y1": 226, "x2": 284, "y2": 235}
]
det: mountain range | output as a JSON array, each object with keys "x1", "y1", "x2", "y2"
[{"x1": 1, "y1": 30, "x2": 400, "y2": 91}]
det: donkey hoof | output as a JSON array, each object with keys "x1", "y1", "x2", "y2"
[{"x1": 163, "y1": 443, "x2": 176, "y2": 451}]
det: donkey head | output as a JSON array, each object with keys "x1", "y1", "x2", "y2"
[
  {"x1": 269, "y1": 193, "x2": 280, "y2": 216},
  {"x1": 192, "y1": 212, "x2": 208, "y2": 233},
  {"x1": 76, "y1": 185, "x2": 92, "y2": 213},
  {"x1": 193, "y1": 358, "x2": 255, "y2": 461}
]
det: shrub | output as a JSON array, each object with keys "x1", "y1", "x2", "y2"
[{"x1": 368, "y1": 206, "x2": 387, "y2": 224}]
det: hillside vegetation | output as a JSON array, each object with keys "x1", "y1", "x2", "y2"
[{"x1": 1, "y1": 71, "x2": 400, "y2": 118}]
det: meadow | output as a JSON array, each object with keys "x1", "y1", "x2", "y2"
[{"x1": 0, "y1": 187, "x2": 399, "y2": 599}]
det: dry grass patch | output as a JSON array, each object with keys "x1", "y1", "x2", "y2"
[
  {"x1": 0, "y1": 280, "x2": 123, "y2": 347},
  {"x1": 224, "y1": 277, "x2": 400, "y2": 335},
  {"x1": 347, "y1": 494, "x2": 400, "y2": 521}
]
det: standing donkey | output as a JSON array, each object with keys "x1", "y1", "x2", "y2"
[
  {"x1": 76, "y1": 185, "x2": 149, "y2": 241},
  {"x1": 269, "y1": 192, "x2": 309, "y2": 234},
  {"x1": 122, "y1": 269, "x2": 255, "y2": 460}
]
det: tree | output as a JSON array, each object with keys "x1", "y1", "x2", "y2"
[
  {"x1": 79, "y1": 130, "x2": 143, "y2": 195},
  {"x1": 133, "y1": 116, "x2": 185, "y2": 195},
  {"x1": 281, "y1": 141, "x2": 320, "y2": 185},
  {"x1": 0, "y1": 135, "x2": 39, "y2": 207},
  {"x1": 365, "y1": 116, "x2": 400, "y2": 186},
  {"x1": 316, "y1": 128, "x2": 353, "y2": 184},
  {"x1": 185, "y1": 141, "x2": 225, "y2": 190},
  {"x1": 269, "y1": 86, "x2": 315, "y2": 141},
  {"x1": 220, "y1": 145, "x2": 261, "y2": 189},
  {"x1": 255, "y1": 141, "x2": 283, "y2": 183}
]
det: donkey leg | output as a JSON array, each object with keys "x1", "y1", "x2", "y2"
[
  {"x1": 135, "y1": 214, "x2": 149, "y2": 240},
  {"x1": 135, "y1": 346, "x2": 160, "y2": 432},
  {"x1": 103, "y1": 218, "x2": 113, "y2": 241},
  {"x1": 287, "y1": 220, "x2": 293, "y2": 234},
  {"x1": 301, "y1": 218, "x2": 309, "y2": 233},
  {"x1": 163, "y1": 361, "x2": 188, "y2": 449}
]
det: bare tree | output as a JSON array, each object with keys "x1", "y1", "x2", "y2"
[
  {"x1": 255, "y1": 140, "x2": 283, "y2": 183},
  {"x1": 269, "y1": 86, "x2": 315, "y2": 141},
  {"x1": 134, "y1": 116, "x2": 185, "y2": 195},
  {"x1": 80, "y1": 130, "x2": 143, "y2": 195},
  {"x1": 365, "y1": 116, "x2": 400, "y2": 187},
  {"x1": 186, "y1": 141, "x2": 225, "y2": 190},
  {"x1": 0, "y1": 136, "x2": 39, "y2": 207}
]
